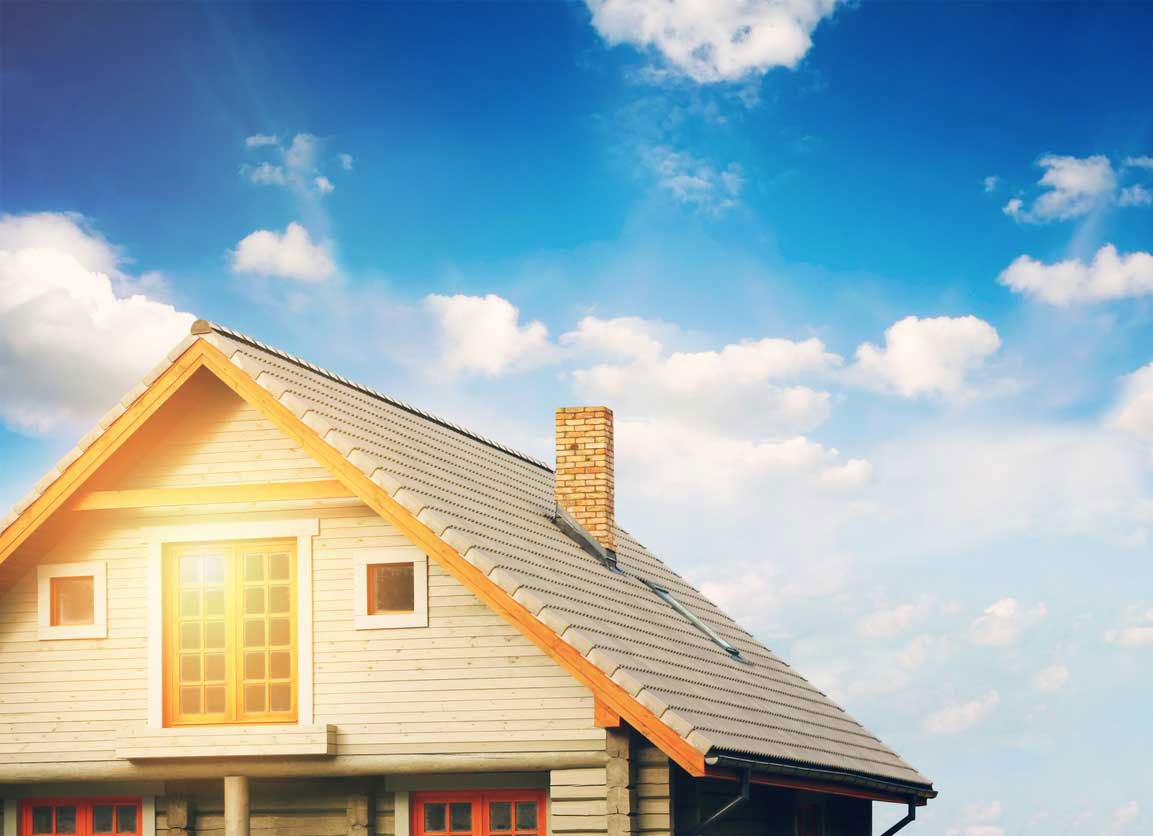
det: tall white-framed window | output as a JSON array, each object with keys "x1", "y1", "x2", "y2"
[
  {"x1": 37, "y1": 561, "x2": 107, "y2": 640},
  {"x1": 354, "y1": 547, "x2": 428, "y2": 629},
  {"x1": 143, "y1": 518, "x2": 317, "y2": 729}
]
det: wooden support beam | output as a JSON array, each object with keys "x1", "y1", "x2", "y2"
[
  {"x1": 594, "y1": 698, "x2": 622, "y2": 729},
  {"x1": 72, "y1": 479, "x2": 356, "y2": 510}
]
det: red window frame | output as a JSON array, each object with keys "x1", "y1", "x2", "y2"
[
  {"x1": 19, "y1": 798, "x2": 142, "y2": 836},
  {"x1": 411, "y1": 790, "x2": 547, "y2": 836}
]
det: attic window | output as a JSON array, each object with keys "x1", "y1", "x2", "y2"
[
  {"x1": 37, "y1": 561, "x2": 107, "y2": 640},
  {"x1": 643, "y1": 580, "x2": 748, "y2": 662},
  {"x1": 354, "y1": 547, "x2": 428, "y2": 629}
]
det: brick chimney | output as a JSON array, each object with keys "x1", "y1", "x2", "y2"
[{"x1": 555, "y1": 406, "x2": 615, "y2": 554}]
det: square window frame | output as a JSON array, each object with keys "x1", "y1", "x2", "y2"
[
  {"x1": 353, "y1": 547, "x2": 428, "y2": 629},
  {"x1": 37, "y1": 561, "x2": 107, "y2": 640}
]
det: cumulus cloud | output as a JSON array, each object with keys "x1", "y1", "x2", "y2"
[
  {"x1": 1124, "y1": 156, "x2": 1153, "y2": 170},
  {"x1": 856, "y1": 596, "x2": 936, "y2": 638},
  {"x1": 999, "y1": 244, "x2": 1153, "y2": 306},
  {"x1": 1108, "y1": 361, "x2": 1153, "y2": 442},
  {"x1": 1002, "y1": 154, "x2": 1117, "y2": 223},
  {"x1": 1104, "y1": 608, "x2": 1153, "y2": 647},
  {"x1": 643, "y1": 146, "x2": 743, "y2": 214},
  {"x1": 571, "y1": 327, "x2": 841, "y2": 435},
  {"x1": 240, "y1": 132, "x2": 350, "y2": 196},
  {"x1": 1032, "y1": 664, "x2": 1070, "y2": 692},
  {"x1": 426, "y1": 293, "x2": 553, "y2": 376},
  {"x1": 970, "y1": 597, "x2": 1047, "y2": 646},
  {"x1": 559, "y1": 315, "x2": 667, "y2": 361},
  {"x1": 850, "y1": 315, "x2": 1001, "y2": 399},
  {"x1": 231, "y1": 222, "x2": 336, "y2": 282},
  {"x1": 983, "y1": 175, "x2": 999, "y2": 193},
  {"x1": 585, "y1": 0, "x2": 839, "y2": 83},
  {"x1": 1118, "y1": 184, "x2": 1152, "y2": 207},
  {"x1": 615, "y1": 418, "x2": 871, "y2": 497},
  {"x1": 0, "y1": 212, "x2": 194, "y2": 435},
  {"x1": 1110, "y1": 801, "x2": 1140, "y2": 833},
  {"x1": 924, "y1": 690, "x2": 999, "y2": 735}
]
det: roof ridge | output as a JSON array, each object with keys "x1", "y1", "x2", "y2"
[{"x1": 195, "y1": 320, "x2": 553, "y2": 472}]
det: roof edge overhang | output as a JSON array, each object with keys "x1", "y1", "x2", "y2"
[{"x1": 705, "y1": 752, "x2": 937, "y2": 805}]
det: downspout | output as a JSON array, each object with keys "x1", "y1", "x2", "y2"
[
  {"x1": 879, "y1": 800, "x2": 917, "y2": 836},
  {"x1": 685, "y1": 767, "x2": 751, "y2": 836}
]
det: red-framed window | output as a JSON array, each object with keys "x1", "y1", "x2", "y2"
[
  {"x1": 20, "y1": 798, "x2": 142, "y2": 836},
  {"x1": 411, "y1": 791, "x2": 546, "y2": 836}
]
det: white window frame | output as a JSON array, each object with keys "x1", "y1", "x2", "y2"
[
  {"x1": 143, "y1": 518, "x2": 318, "y2": 729},
  {"x1": 37, "y1": 561, "x2": 107, "y2": 640},
  {"x1": 354, "y1": 547, "x2": 428, "y2": 629}
]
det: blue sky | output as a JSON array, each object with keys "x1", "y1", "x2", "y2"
[{"x1": 2, "y1": 1, "x2": 1152, "y2": 833}]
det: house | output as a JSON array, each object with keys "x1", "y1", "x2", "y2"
[{"x1": 0, "y1": 320, "x2": 935, "y2": 836}]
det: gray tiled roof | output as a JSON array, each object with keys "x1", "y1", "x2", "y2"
[{"x1": 1, "y1": 322, "x2": 933, "y2": 792}]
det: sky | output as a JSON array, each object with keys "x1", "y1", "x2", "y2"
[{"x1": 2, "y1": 1, "x2": 1152, "y2": 833}]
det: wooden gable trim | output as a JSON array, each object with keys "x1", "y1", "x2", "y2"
[
  {"x1": 0, "y1": 337, "x2": 708, "y2": 777},
  {"x1": 73, "y1": 480, "x2": 355, "y2": 510}
]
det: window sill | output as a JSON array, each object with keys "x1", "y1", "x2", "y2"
[{"x1": 116, "y1": 723, "x2": 336, "y2": 760}]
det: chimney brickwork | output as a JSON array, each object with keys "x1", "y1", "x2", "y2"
[{"x1": 555, "y1": 406, "x2": 615, "y2": 553}]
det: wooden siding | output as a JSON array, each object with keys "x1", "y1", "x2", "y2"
[
  {"x1": 633, "y1": 740, "x2": 672, "y2": 836},
  {"x1": 0, "y1": 379, "x2": 601, "y2": 772}
]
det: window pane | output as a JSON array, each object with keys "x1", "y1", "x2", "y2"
[
  {"x1": 244, "y1": 651, "x2": 265, "y2": 680},
  {"x1": 269, "y1": 650, "x2": 291, "y2": 679},
  {"x1": 31, "y1": 807, "x2": 52, "y2": 834},
  {"x1": 180, "y1": 654, "x2": 201, "y2": 683},
  {"x1": 179, "y1": 556, "x2": 201, "y2": 584},
  {"x1": 424, "y1": 803, "x2": 446, "y2": 832},
  {"x1": 270, "y1": 682, "x2": 292, "y2": 712},
  {"x1": 204, "y1": 653, "x2": 226, "y2": 681},
  {"x1": 116, "y1": 805, "x2": 138, "y2": 834},
  {"x1": 56, "y1": 805, "x2": 77, "y2": 833},
  {"x1": 204, "y1": 588, "x2": 225, "y2": 616},
  {"x1": 180, "y1": 590, "x2": 200, "y2": 617},
  {"x1": 269, "y1": 585, "x2": 291, "y2": 613},
  {"x1": 269, "y1": 618, "x2": 290, "y2": 646},
  {"x1": 489, "y1": 801, "x2": 512, "y2": 831},
  {"x1": 368, "y1": 563, "x2": 415, "y2": 614},
  {"x1": 205, "y1": 620, "x2": 226, "y2": 649},
  {"x1": 205, "y1": 685, "x2": 227, "y2": 714},
  {"x1": 179, "y1": 622, "x2": 200, "y2": 650},
  {"x1": 245, "y1": 683, "x2": 266, "y2": 713},
  {"x1": 515, "y1": 802, "x2": 537, "y2": 831},
  {"x1": 52, "y1": 576, "x2": 95, "y2": 626},
  {"x1": 449, "y1": 802, "x2": 471, "y2": 831},
  {"x1": 204, "y1": 555, "x2": 226, "y2": 583},
  {"x1": 269, "y1": 552, "x2": 291, "y2": 580},
  {"x1": 180, "y1": 686, "x2": 201, "y2": 714},
  {"x1": 244, "y1": 619, "x2": 265, "y2": 646},
  {"x1": 93, "y1": 804, "x2": 115, "y2": 833},
  {"x1": 244, "y1": 587, "x2": 265, "y2": 615},
  {"x1": 245, "y1": 553, "x2": 264, "y2": 581}
]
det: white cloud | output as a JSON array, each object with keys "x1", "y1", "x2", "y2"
[
  {"x1": 643, "y1": 146, "x2": 743, "y2": 214},
  {"x1": 1032, "y1": 664, "x2": 1070, "y2": 692},
  {"x1": 1124, "y1": 156, "x2": 1153, "y2": 170},
  {"x1": 924, "y1": 690, "x2": 999, "y2": 735},
  {"x1": 983, "y1": 175, "x2": 999, "y2": 193},
  {"x1": 999, "y1": 244, "x2": 1153, "y2": 306},
  {"x1": 0, "y1": 212, "x2": 194, "y2": 435},
  {"x1": 1003, "y1": 154, "x2": 1117, "y2": 223},
  {"x1": 1104, "y1": 607, "x2": 1153, "y2": 647},
  {"x1": 585, "y1": 0, "x2": 839, "y2": 83},
  {"x1": 616, "y1": 418, "x2": 871, "y2": 497},
  {"x1": 241, "y1": 161, "x2": 289, "y2": 186},
  {"x1": 314, "y1": 175, "x2": 335, "y2": 194},
  {"x1": 851, "y1": 315, "x2": 1001, "y2": 399},
  {"x1": 571, "y1": 332, "x2": 841, "y2": 435},
  {"x1": 965, "y1": 801, "x2": 1004, "y2": 824},
  {"x1": 231, "y1": 222, "x2": 336, "y2": 282},
  {"x1": 1118, "y1": 184, "x2": 1152, "y2": 207},
  {"x1": 426, "y1": 293, "x2": 552, "y2": 377},
  {"x1": 244, "y1": 133, "x2": 279, "y2": 148},
  {"x1": 896, "y1": 634, "x2": 940, "y2": 671},
  {"x1": 560, "y1": 315, "x2": 666, "y2": 361},
  {"x1": 1108, "y1": 361, "x2": 1153, "y2": 442},
  {"x1": 970, "y1": 597, "x2": 1047, "y2": 646},
  {"x1": 1110, "y1": 801, "x2": 1140, "y2": 832},
  {"x1": 856, "y1": 596, "x2": 935, "y2": 638},
  {"x1": 337, "y1": 153, "x2": 354, "y2": 171}
]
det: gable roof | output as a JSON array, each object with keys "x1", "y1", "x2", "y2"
[{"x1": 0, "y1": 320, "x2": 934, "y2": 801}]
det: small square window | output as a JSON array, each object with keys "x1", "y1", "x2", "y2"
[
  {"x1": 50, "y1": 576, "x2": 95, "y2": 626},
  {"x1": 368, "y1": 562, "x2": 415, "y2": 614},
  {"x1": 38, "y1": 561, "x2": 107, "y2": 640},
  {"x1": 354, "y1": 549, "x2": 427, "y2": 629}
]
